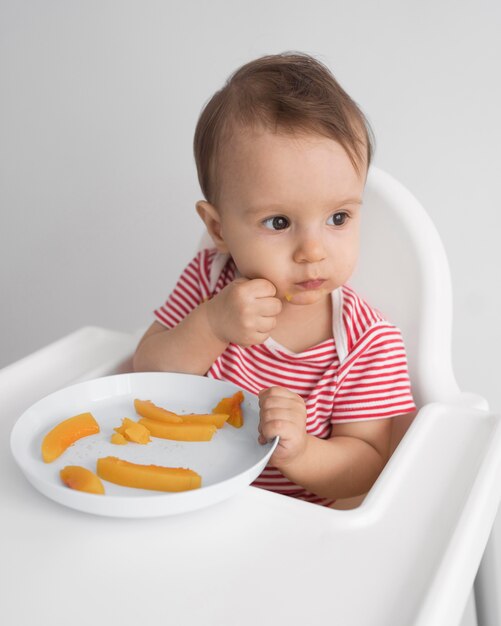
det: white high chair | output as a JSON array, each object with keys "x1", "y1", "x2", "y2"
[
  {"x1": 349, "y1": 168, "x2": 489, "y2": 449},
  {"x1": 197, "y1": 165, "x2": 501, "y2": 625},
  {"x1": 3, "y1": 168, "x2": 501, "y2": 626},
  {"x1": 354, "y1": 168, "x2": 501, "y2": 626}
]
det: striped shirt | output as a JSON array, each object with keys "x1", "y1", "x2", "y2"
[{"x1": 154, "y1": 248, "x2": 416, "y2": 507}]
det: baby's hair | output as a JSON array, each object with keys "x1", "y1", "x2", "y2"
[{"x1": 193, "y1": 51, "x2": 375, "y2": 207}]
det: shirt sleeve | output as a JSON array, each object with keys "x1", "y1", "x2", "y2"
[
  {"x1": 153, "y1": 250, "x2": 214, "y2": 329},
  {"x1": 331, "y1": 323, "x2": 417, "y2": 422}
]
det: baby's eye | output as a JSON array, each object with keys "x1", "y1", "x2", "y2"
[
  {"x1": 328, "y1": 212, "x2": 349, "y2": 226},
  {"x1": 262, "y1": 216, "x2": 290, "y2": 231}
]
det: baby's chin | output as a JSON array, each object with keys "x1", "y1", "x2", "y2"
[{"x1": 283, "y1": 288, "x2": 330, "y2": 306}]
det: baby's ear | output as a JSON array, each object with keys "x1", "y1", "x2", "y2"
[{"x1": 195, "y1": 201, "x2": 229, "y2": 253}]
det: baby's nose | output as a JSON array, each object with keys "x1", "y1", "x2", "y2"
[{"x1": 293, "y1": 234, "x2": 327, "y2": 263}]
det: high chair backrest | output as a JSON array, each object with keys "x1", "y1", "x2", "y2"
[
  {"x1": 349, "y1": 166, "x2": 461, "y2": 409},
  {"x1": 197, "y1": 166, "x2": 465, "y2": 417}
]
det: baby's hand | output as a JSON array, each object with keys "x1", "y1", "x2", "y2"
[
  {"x1": 205, "y1": 277, "x2": 282, "y2": 347},
  {"x1": 258, "y1": 386, "x2": 308, "y2": 467}
]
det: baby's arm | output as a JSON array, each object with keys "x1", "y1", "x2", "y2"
[
  {"x1": 133, "y1": 278, "x2": 282, "y2": 375},
  {"x1": 133, "y1": 309, "x2": 228, "y2": 375},
  {"x1": 259, "y1": 386, "x2": 400, "y2": 500},
  {"x1": 284, "y1": 419, "x2": 393, "y2": 500}
]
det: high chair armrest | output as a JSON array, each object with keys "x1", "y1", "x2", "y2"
[
  {"x1": 364, "y1": 402, "x2": 501, "y2": 626},
  {"x1": 449, "y1": 391, "x2": 490, "y2": 411}
]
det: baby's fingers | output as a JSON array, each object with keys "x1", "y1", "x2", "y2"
[
  {"x1": 244, "y1": 278, "x2": 278, "y2": 298},
  {"x1": 259, "y1": 415, "x2": 295, "y2": 444},
  {"x1": 255, "y1": 316, "x2": 277, "y2": 335},
  {"x1": 256, "y1": 296, "x2": 283, "y2": 317}
]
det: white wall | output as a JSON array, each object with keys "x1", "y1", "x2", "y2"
[{"x1": 1, "y1": 0, "x2": 500, "y2": 411}]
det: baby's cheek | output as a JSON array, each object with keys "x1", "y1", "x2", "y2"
[{"x1": 234, "y1": 248, "x2": 284, "y2": 278}]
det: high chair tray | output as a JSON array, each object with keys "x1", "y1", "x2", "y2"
[{"x1": 2, "y1": 327, "x2": 501, "y2": 626}]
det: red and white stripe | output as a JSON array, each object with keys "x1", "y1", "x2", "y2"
[{"x1": 154, "y1": 249, "x2": 416, "y2": 507}]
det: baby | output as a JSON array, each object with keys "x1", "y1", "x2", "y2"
[{"x1": 134, "y1": 52, "x2": 416, "y2": 509}]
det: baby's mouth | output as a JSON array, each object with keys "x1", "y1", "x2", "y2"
[
  {"x1": 294, "y1": 279, "x2": 327, "y2": 290},
  {"x1": 285, "y1": 279, "x2": 328, "y2": 302}
]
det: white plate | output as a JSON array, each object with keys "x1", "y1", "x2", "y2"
[{"x1": 10, "y1": 372, "x2": 278, "y2": 518}]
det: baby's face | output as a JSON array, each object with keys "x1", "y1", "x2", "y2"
[{"x1": 208, "y1": 127, "x2": 365, "y2": 306}]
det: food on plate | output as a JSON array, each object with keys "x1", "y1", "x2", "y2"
[
  {"x1": 212, "y1": 391, "x2": 245, "y2": 428},
  {"x1": 127, "y1": 392, "x2": 244, "y2": 439},
  {"x1": 113, "y1": 417, "x2": 150, "y2": 444},
  {"x1": 134, "y1": 399, "x2": 183, "y2": 423},
  {"x1": 43, "y1": 390, "x2": 244, "y2": 467},
  {"x1": 138, "y1": 417, "x2": 217, "y2": 441},
  {"x1": 60, "y1": 465, "x2": 105, "y2": 494},
  {"x1": 42, "y1": 412, "x2": 100, "y2": 462},
  {"x1": 136, "y1": 405, "x2": 230, "y2": 428},
  {"x1": 178, "y1": 413, "x2": 230, "y2": 428},
  {"x1": 96, "y1": 456, "x2": 201, "y2": 492},
  {"x1": 110, "y1": 432, "x2": 128, "y2": 445},
  {"x1": 133, "y1": 392, "x2": 243, "y2": 431}
]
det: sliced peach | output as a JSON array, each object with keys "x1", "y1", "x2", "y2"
[
  {"x1": 113, "y1": 418, "x2": 150, "y2": 444},
  {"x1": 60, "y1": 465, "x2": 105, "y2": 494},
  {"x1": 139, "y1": 417, "x2": 217, "y2": 441},
  {"x1": 125, "y1": 422, "x2": 150, "y2": 444},
  {"x1": 113, "y1": 417, "x2": 132, "y2": 436},
  {"x1": 114, "y1": 417, "x2": 150, "y2": 444},
  {"x1": 42, "y1": 412, "x2": 100, "y2": 463},
  {"x1": 96, "y1": 456, "x2": 201, "y2": 492},
  {"x1": 178, "y1": 413, "x2": 230, "y2": 428},
  {"x1": 110, "y1": 432, "x2": 128, "y2": 445},
  {"x1": 134, "y1": 399, "x2": 183, "y2": 423},
  {"x1": 213, "y1": 391, "x2": 245, "y2": 428},
  {"x1": 136, "y1": 399, "x2": 229, "y2": 428},
  {"x1": 212, "y1": 398, "x2": 232, "y2": 418}
]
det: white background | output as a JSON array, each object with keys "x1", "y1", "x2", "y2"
[{"x1": 1, "y1": 0, "x2": 500, "y2": 411}]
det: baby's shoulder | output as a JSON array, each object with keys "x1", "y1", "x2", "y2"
[
  {"x1": 337, "y1": 284, "x2": 399, "y2": 356},
  {"x1": 339, "y1": 284, "x2": 386, "y2": 324}
]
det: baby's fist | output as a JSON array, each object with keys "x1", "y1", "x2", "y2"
[
  {"x1": 206, "y1": 277, "x2": 282, "y2": 347},
  {"x1": 258, "y1": 386, "x2": 308, "y2": 467}
]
